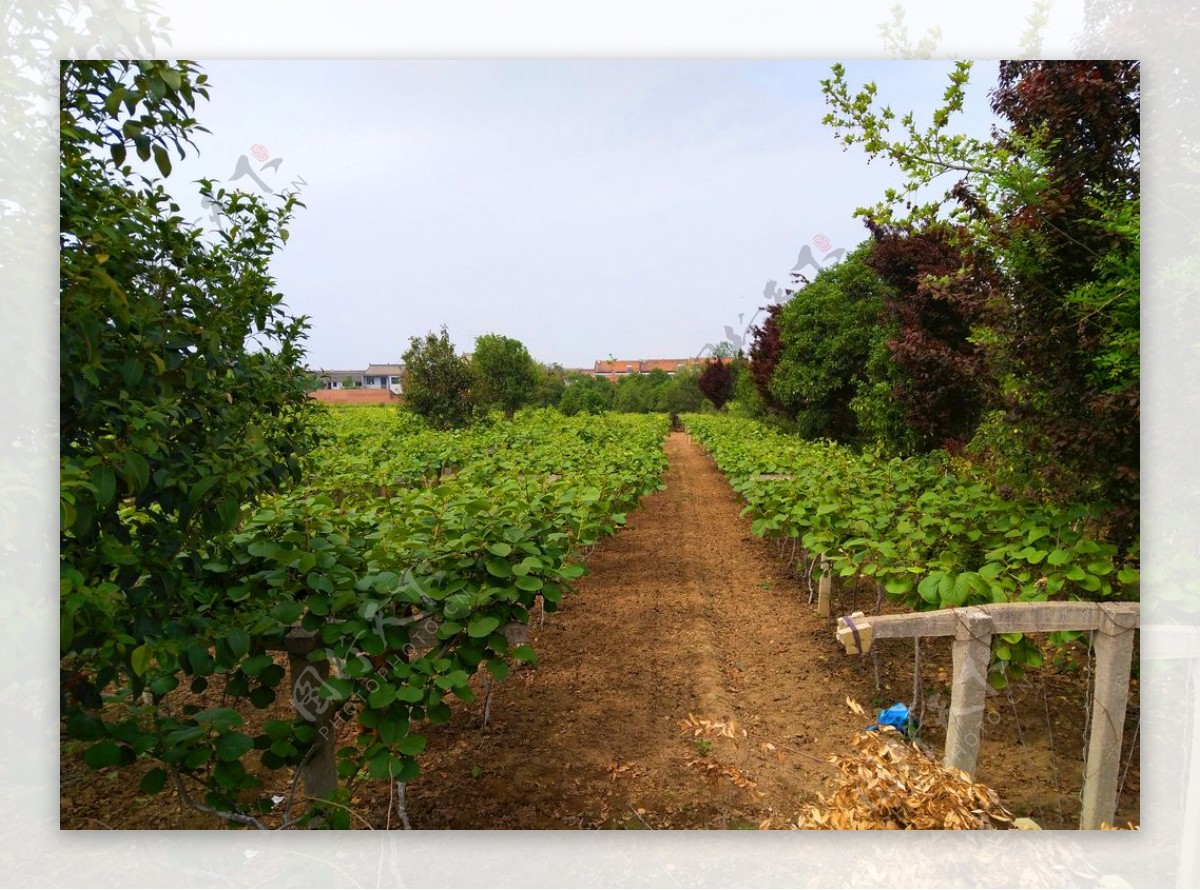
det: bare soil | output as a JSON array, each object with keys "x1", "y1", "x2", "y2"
[{"x1": 60, "y1": 432, "x2": 1139, "y2": 830}]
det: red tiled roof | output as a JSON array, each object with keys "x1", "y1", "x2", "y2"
[
  {"x1": 590, "y1": 357, "x2": 733, "y2": 376},
  {"x1": 309, "y1": 389, "x2": 400, "y2": 405}
]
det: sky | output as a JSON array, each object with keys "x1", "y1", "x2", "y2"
[{"x1": 162, "y1": 59, "x2": 1004, "y2": 371}]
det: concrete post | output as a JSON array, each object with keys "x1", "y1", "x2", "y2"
[{"x1": 944, "y1": 608, "x2": 994, "y2": 778}]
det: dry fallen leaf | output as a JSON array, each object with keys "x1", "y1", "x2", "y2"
[{"x1": 792, "y1": 727, "x2": 1014, "y2": 831}]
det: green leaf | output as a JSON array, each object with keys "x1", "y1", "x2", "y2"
[
  {"x1": 130, "y1": 643, "x2": 152, "y2": 676},
  {"x1": 394, "y1": 684, "x2": 425, "y2": 704},
  {"x1": 468, "y1": 615, "x2": 501, "y2": 638},
  {"x1": 84, "y1": 740, "x2": 123, "y2": 769},
  {"x1": 368, "y1": 752, "x2": 402, "y2": 780},
  {"x1": 263, "y1": 720, "x2": 293, "y2": 741},
  {"x1": 139, "y1": 767, "x2": 168, "y2": 794},
  {"x1": 186, "y1": 643, "x2": 215, "y2": 676},
  {"x1": 149, "y1": 674, "x2": 179, "y2": 695},
  {"x1": 378, "y1": 711, "x2": 410, "y2": 745},
  {"x1": 938, "y1": 572, "x2": 956, "y2": 604},
  {"x1": 485, "y1": 557, "x2": 512, "y2": 579},
  {"x1": 271, "y1": 600, "x2": 303, "y2": 624},
  {"x1": 1047, "y1": 549, "x2": 1071, "y2": 566},
  {"x1": 93, "y1": 466, "x2": 117, "y2": 507},
  {"x1": 318, "y1": 677, "x2": 353, "y2": 701},
  {"x1": 241, "y1": 654, "x2": 274, "y2": 676},
  {"x1": 195, "y1": 707, "x2": 244, "y2": 730},
  {"x1": 1116, "y1": 567, "x2": 1139, "y2": 586},
  {"x1": 515, "y1": 575, "x2": 543, "y2": 592},
  {"x1": 213, "y1": 759, "x2": 247, "y2": 790},
  {"x1": 511, "y1": 644, "x2": 538, "y2": 664},
  {"x1": 434, "y1": 670, "x2": 469, "y2": 690},
  {"x1": 217, "y1": 496, "x2": 241, "y2": 531},
  {"x1": 487, "y1": 542, "x2": 513, "y2": 557},
  {"x1": 188, "y1": 475, "x2": 222, "y2": 508},
  {"x1": 165, "y1": 725, "x2": 204, "y2": 747},
  {"x1": 917, "y1": 572, "x2": 942, "y2": 604},
  {"x1": 214, "y1": 732, "x2": 254, "y2": 762},
  {"x1": 397, "y1": 734, "x2": 427, "y2": 756},
  {"x1": 153, "y1": 143, "x2": 172, "y2": 177},
  {"x1": 183, "y1": 747, "x2": 212, "y2": 769},
  {"x1": 122, "y1": 452, "x2": 150, "y2": 493},
  {"x1": 368, "y1": 684, "x2": 396, "y2": 709},
  {"x1": 225, "y1": 628, "x2": 251, "y2": 659},
  {"x1": 307, "y1": 572, "x2": 335, "y2": 594},
  {"x1": 1025, "y1": 526, "x2": 1050, "y2": 545},
  {"x1": 978, "y1": 562, "x2": 1004, "y2": 580},
  {"x1": 486, "y1": 659, "x2": 510, "y2": 681}
]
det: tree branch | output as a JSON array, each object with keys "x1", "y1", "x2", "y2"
[{"x1": 170, "y1": 770, "x2": 269, "y2": 830}]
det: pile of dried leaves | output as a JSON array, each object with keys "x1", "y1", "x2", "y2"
[{"x1": 793, "y1": 703, "x2": 1013, "y2": 830}]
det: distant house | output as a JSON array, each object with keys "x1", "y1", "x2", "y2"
[
  {"x1": 363, "y1": 364, "x2": 404, "y2": 394},
  {"x1": 310, "y1": 363, "x2": 405, "y2": 404},
  {"x1": 587, "y1": 357, "x2": 732, "y2": 382},
  {"x1": 316, "y1": 369, "x2": 366, "y2": 390},
  {"x1": 314, "y1": 364, "x2": 405, "y2": 394}
]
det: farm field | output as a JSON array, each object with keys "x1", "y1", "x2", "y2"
[{"x1": 60, "y1": 409, "x2": 1138, "y2": 831}]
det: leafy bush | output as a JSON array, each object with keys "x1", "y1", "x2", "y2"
[{"x1": 401, "y1": 327, "x2": 475, "y2": 430}]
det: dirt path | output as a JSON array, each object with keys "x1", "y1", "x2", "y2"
[{"x1": 390, "y1": 432, "x2": 870, "y2": 829}]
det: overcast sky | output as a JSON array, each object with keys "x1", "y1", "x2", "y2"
[{"x1": 166, "y1": 60, "x2": 1002, "y2": 370}]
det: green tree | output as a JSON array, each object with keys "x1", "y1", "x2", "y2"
[
  {"x1": 726, "y1": 360, "x2": 769, "y2": 420},
  {"x1": 60, "y1": 60, "x2": 318, "y2": 802},
  {"x1": 706, "y1": 340, "x2": 738, "y2": 359},
  {"x1": 614, "y1": 369, "x2": 668, "y2": 413},
  {"x1": 470, "y1": 333, "x2": 539, "y2": 417},
  {"x1": 532, "y1": 363, "x2": 568, "y2": 408},
  {"x1": 656, "y1": 365, "x2": 706, "y2": 415},
  {"x1": 558, "y1": 373, "x2": 614, "y2": 416},
  {"x1": 768, "y1": 244, "x2": 892, "y2": 442},
  {"x1": 401, "y1": 327, "x2": 475, "y2": 429}
]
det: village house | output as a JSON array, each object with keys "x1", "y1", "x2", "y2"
[
  {"x1": 310, "y1": 363, "x2": 405, "y2": 404},
  {"x1": 586, "y1": 357, "x2": 733, "y2": 381},
  {"x1": 315, "y1": 364, "x2": 404, "y2": 392}
]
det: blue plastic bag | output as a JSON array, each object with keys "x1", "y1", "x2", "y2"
[{"x1": 868, "y1": 702, "x2": 912, "y2": 734}]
